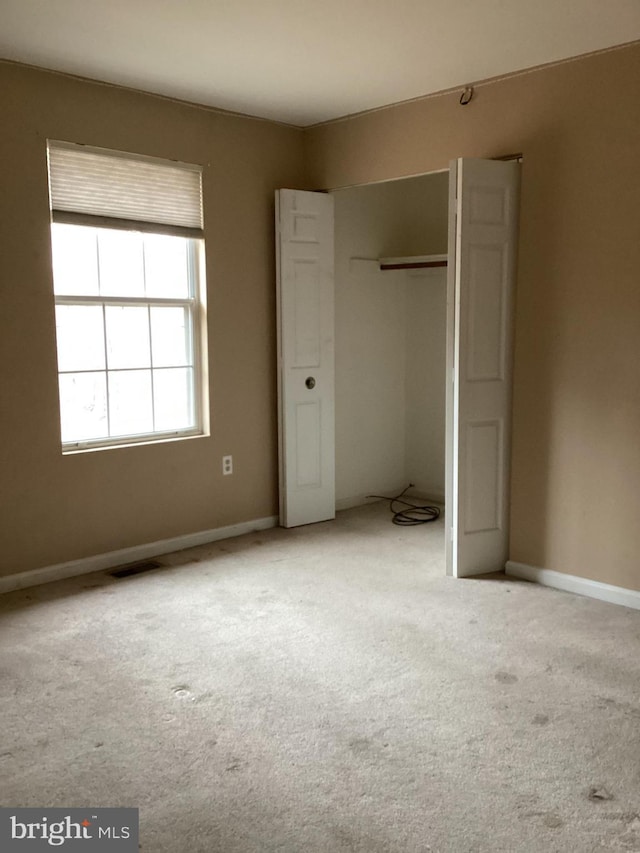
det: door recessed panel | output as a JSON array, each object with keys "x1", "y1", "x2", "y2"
[
  {"x1": 467, "y1": 244, "x2": 506, "y2": 381},
  {"x1": 295, "y1": 401, "x2": 322, "y2": 488},
  {"x1": 292, "y1": 214, "x2": 320, "y2": 243},
  {"x1": 464, "y1": 419, "x2": 503, "y2": 533},
  {"x1": 468, "y1": 185, "x2": 508, "y2": 226},
  {"x1": 293, "y1": 259, "x2": 321, "y2": 367}
]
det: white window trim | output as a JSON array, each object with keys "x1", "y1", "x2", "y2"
[{"x1": 54, "y1": 230, "x2": 207, "y2": 453}]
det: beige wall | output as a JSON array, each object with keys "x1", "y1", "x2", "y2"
[
  {"x1": 2, "y1": 44, "x2": 639, "y2": 593},
  {"x1": 0, "y1": 62, "x2": 306, "y2": 576},
  {"x1": 306, "y1": 43, "x2": 640, "y2": 591}
]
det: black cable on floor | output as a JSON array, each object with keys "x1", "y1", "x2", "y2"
[{"x1": 366, "y1": 485, "x2": 441, "y2": 526}]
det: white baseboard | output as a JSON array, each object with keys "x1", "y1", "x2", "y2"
[
  {"x1": 0, "y1": 515, "x2": 279, "y2": 596},
  {"x1": 505, "y1": 560, "x2": 640, "y2": 611}
]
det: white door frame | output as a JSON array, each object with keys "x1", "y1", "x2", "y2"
[{"x1": 444, "y1": 164, "x2": 457, "y2": 576}]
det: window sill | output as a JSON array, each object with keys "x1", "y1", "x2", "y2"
[{"x1": 61, "y1": 429, "x2": 208, "y2": 455}]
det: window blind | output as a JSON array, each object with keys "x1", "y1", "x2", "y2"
[{"x1": 47, "y1": 141, "x2": 203, "y2": 235}]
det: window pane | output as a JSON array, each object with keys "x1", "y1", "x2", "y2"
[
  {"x1": 98, "y1": 229, "x2": 145, "y2": 296},
  {"x1": 51, "y1": 224, "x2": 99, "y2": 296},
  {"x1": 150, "y1": 306, "x2": 191, "y2": 367},
  {"x1": 153, "y1": 368, "x2": 194, "y2": 432},
  {"x1": 109, "y1": 370, "x2": 153, "y2": 436},
  {"x1": 59, "y1": 372, "x2": 107, "y2": 442},
  {"x1": 144, "y1": 234, "x2": 189, "y2": 298},
  {"x1": 55, "y1": 305, "x2": 105, "y2": 372},
  {"x1": 105, "y1": 306, "x2": 151, "y2": 369}
]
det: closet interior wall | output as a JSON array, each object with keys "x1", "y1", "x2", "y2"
[{"x1": 332, "y1": 172, "x2": 449, "y2": 510}]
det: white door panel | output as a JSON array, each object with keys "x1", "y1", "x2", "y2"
[
  {"x1": 447, "y1": 158, "x2": 520, "y2": 577},
  {"x1": 276, "y1": 189, "x2": 335, "y2": 528}
]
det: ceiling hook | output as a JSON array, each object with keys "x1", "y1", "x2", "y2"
[{"x1": 459, "y1": 86, "x2": 474, "y2": 106}]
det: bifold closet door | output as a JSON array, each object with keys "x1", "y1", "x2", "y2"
[
  {"x1": 275, "y1": 189, "x2": 335, "y2": 528},
  {"x1": 446, "y1": 158, "x2": 520, "y2": 577}
]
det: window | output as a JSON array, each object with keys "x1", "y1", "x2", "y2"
[{"x1": 47, "y1": 141, "x2": 207, "y2": 451}]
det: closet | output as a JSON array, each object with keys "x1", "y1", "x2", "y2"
[
  {"x1": 277, "y1": 158, "x2": 519, "y2": 575},
  {"x1": 331, "y1": 171, "x2": 449, "y2": 511}
]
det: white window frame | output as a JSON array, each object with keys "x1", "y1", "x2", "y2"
[
  {"x1": 54, "y1": 228, "x2": 206, "y2": 452},
  {"x1": 47, "y1": 141, "x2": 208, "y2": 453}
]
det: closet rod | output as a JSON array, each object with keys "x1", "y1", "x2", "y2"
[{"x1": 380, "y1": 259, "x2": 448, "y2": 271}]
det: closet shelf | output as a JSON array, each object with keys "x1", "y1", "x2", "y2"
[{"x1": 379, "y1": 254, "x2": 447, "y2": 271}]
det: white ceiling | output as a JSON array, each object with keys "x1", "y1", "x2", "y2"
[{"x1": 1, "y1": 0, "x2": 639, "y2": 127}]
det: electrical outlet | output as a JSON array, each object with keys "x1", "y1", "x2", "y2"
[{"x1": 222, "y1": 455, "x2": 233, "y2": 476}]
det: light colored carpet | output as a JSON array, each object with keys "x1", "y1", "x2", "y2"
[{"x1": 1, "y1": 502, "x2": 640, "y2": 852}]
